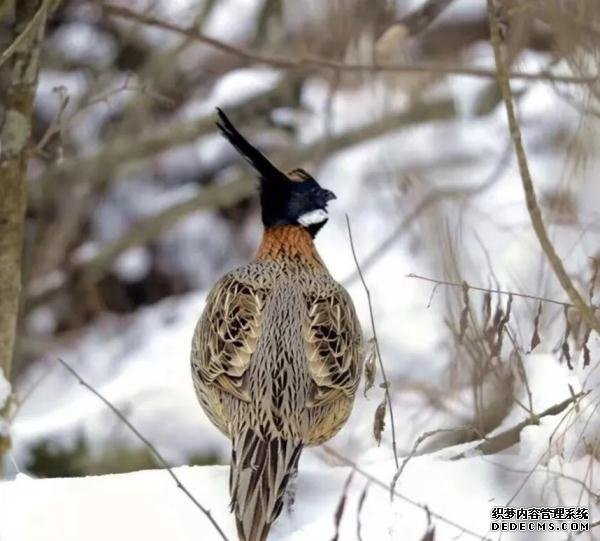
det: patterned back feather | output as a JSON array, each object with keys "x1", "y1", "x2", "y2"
[{"x1": 192, "y1": 244, "x2": 363, "y2": 540}]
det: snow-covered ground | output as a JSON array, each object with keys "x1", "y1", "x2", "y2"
[{"x1": 2, "y1": 422, "x2": 597, "y2": 541}]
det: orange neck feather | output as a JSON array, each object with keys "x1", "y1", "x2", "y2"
[{"x1": 256, "y1": 226, "x2": 324, "y2": 266}]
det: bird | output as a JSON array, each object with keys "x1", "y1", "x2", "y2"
[{"x1": 191, "y1": 108, "x2": 364, "y2": 541}]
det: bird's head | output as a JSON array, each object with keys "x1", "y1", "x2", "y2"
[
  {"x1": 216, "y1": 108, "x2": 336, "y2": 237},
  {"x1": 262, "y1": 167, "x2": 336, "y2": 236}
]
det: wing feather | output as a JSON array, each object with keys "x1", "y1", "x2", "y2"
[
  {"x1": 304, "y1": 287, "x2": 363, "y2": 407},
  {"x1": 194, "y1": 274, "x2": 265, "y2": 402}
]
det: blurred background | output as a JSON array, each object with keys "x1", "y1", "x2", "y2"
[{"x1": 1, "y1": 0, "x2": 599, "y2": 531}]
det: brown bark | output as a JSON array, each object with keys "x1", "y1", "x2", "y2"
[{"x1": 0, "y1": 0, "x2": 47, "y2": 381}]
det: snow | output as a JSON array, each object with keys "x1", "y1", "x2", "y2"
[
  {"x1": 204, "y1": 0, "x2": 263, "y2": 44},
  {"x1": 114, "y1": 246, "x2": 153, "y2": 283},
  {"x1": 2, "y1": 433, "x2": 596, "y2": 541},
  {"x1": 179, "y1": 68, "x2": 283, "y2": 119},
  {"x1": 50, "y1": 23, "x2": 117, "y2": 68},
  {"x1": 10, "y1": 293, "x2": 230, "y2": 468}
]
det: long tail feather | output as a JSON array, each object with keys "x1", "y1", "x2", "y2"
[
  {"x1": 216, "y1": 108, "x2": 285, "y2": 182},
  {"x1": 230, "y1": 430, "x2": 303, "y2": 541}
]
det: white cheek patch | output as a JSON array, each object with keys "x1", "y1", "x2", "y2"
[{"x1": 298, "y1": 209, "x2": 328, "y2": 226}]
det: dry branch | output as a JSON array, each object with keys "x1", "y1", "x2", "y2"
[
  {"x1": 503, "y1": 390, "x2": 593, "y2": 507},
  {"x1": 56, "y1": 358, "x2": 229, "y2": 541},
  {"x1": 82, "y1": 178, "x2": 255, "y2": 282},
  {"x1": 39, "y1": 89, "x2": 454, "y2": 191},
  {"x1": 0, "y1": 0, "x2": 54, "y2": 68},
  {"x1": 342, "y1": 140, "x2": 512, "y2": 287},
  {"x1": 451, "y1": 390, "x2": 588, "y2": 460},
  {"x1": 38, "y1": 80, "x2": 292, "y2": 191},
  {"x1": 406, "y1": 273, "x2": 589, "y2": 309},
  {"x1": 331, "y1": 471, "x2": 354, "y2": 541},
  {"x1": 356, "y1": 481, "x2": 370, "y2": 541},
  {"x1": 345, "y1": 215, "x2": 400, "y2": 471},
  {"x1": 486, "y1": 0, "x2": 600, "y2": 336},
  {"x1": 101, "y1": 3, "x2": 596, "y2": 84},
  {"x1": 391, "y1": 425, "x2": 473, "y2": 496},
  {"x1": 381, "y1": 0, "x2": 456, "y2": 42},
  {"x1": 27, "y1": 99, "x2": 456, "y2": 307}
]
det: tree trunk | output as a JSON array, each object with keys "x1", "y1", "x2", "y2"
[{"x1": 0, "y1": 0, "x2": 47, "y2": 385}]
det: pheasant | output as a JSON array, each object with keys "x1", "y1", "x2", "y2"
[{"x1": 191, "y1": 109, "x2": 364, "y2": 541}]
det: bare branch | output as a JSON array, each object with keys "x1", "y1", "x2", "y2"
[
  {"x1": 342, "y1": 140, "x2": 512, "y2": 288},
  {"x1": 356, "y1": 481, "x2": 370, "y2": 541},
  {"x1": 81, "y1": 178, "x2": 255, "y2": 283},
  {"x1": 38, "y1": 80, "x2": 291, "y2": 191},
  {"x1": 486, "y1": 0, "x2": 600, "y2": 336},
  {"x1": 56, "y1": 358, "x2": 229, "y2": 541},
  {"x1": 28, "y1": 99, "x2": 456, "y2": 308},
  {"x1": 0, "y1": 0, "x2": 55, "y2": 69},
  {"x1": 451, "y1": 390, "x2": 588, "y2": 460},
  {"x1": 389, "y1": 0, "x2": 456, "y2": 39},
  {"x1": 406, "y1": 273, "x2": 597, "y2": 310},
  {"x1": 345, "y1": 214, "x2": 400, "y2": 473},
  {"x1": 391, "y1": 425, "x2": 474, "y2": 495},
  {"x1": 483, "y1": 459, "x2": 600, "y2": 501},
  {"x1": 101, "y1": 3, "x2": 596, "y2": 84},
  {"x1": 503, "y1": 391, "x2": 595, "y2": 507},
  {"x1": 330, "y1": 471, "x2": 354, "y2": 541}
]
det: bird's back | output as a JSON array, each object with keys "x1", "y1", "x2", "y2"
[
  {"x1": 192, "y1": 252, "x2": 362, "y2": 540},
  {"x1": 193, "y1": 254, "x2": 361, "y2": 435}
]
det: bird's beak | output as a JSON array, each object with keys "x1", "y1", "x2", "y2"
[{"x1": 322, "y1": 189, "x2": 337, "y2": 203}]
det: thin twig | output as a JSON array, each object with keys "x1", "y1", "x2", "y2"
[
  {"x1": 391, "y1": 425, "x2": 474, "y2": 495},
  {"x1": 34, "y1": 86, "x2": 70, "y2": 155},
  {"x1": 389, "y1": 0, "x2": 457, "y2": 38},
  {"x1": 406, "y1": 273, "x2": 599, "y2": 310},
  {"x1": 331, "y1": 471, "x2": 354, "y2": 541},
  {"x1": 342, "y1": 140, "x2": 512, "y2": 288},
  {"x1": 323, "y1": 446, "x2": 492, "y2": 541},
  {"x1": 345, "y1": 215, "x2": 400, "y2": 473},
  {"x1": 0, "y1": 0, "x2": 55, "y2": 69},
  {"x1": 502, "y1": 391, "x2": 598, "y2": 509},
  {"x1": 487, "y1": 0, "x2": 600, "y2": 336},
  {"x1": 101, "y1": 3, "x2": 597, "y2": 84},
  {"x1": 56, "y1": 358, "x2": 229, "y2": 541},
  {"x1": 356, "y1": 481, "x2": 370, "y2": 541},
  {"x1": 482, "y1": 459, "x2": 600, "y2": 501}
]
